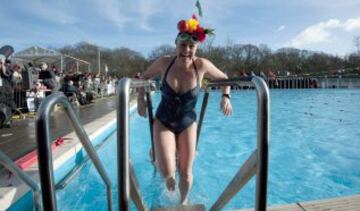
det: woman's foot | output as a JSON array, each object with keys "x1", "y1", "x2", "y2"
[
  {"x1": 180, "y1": 197, "x2": 188, "y2": 205},
  {"x1": 166, "y1": 177, "x2": 176, "y2": 191},
  {"x1": 178, "y1": 172, "x2": 193, "y2": 206}
]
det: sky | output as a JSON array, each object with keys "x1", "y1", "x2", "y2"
[{"x1": 1, "y1": 0, "x2": 360, "y2": 58}]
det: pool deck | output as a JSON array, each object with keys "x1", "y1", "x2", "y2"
[
  {"x1": 0, "y1": 96, "x2": 118, "y2": 161},
  {"x1": 240, "y1": 194, "x2": 360, "y2": 210}
]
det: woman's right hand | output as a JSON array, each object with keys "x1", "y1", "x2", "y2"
[{"x1": 137, "y1": 96, "x2": 147, "y2": 117}]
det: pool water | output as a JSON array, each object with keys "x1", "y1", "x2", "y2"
[{"x1": 56, "y1": 89, "x2": 360, "y2": 210}]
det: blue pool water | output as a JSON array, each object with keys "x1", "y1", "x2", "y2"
[{"x1": 55, "y1": 89, "x2": 360, "y2": 210}]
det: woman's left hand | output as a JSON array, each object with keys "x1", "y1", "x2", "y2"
[{"x1": 220, "y1": 97, "x2": 232, "y2": 116}]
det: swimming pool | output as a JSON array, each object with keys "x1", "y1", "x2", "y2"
[{"x1": 18, "y1": 89, "x2": 360, "y2": 210}]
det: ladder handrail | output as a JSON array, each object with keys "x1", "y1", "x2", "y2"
[
  {"x1": 129, "y1": 161, "x2": 147, "y2": 211},
  {"x1": 0, "y1": 150, "x2": 42, "y2": 211},
  {"x1": 202, "y1": 76, "x2": 269, "y2": 211},
  {"x1": 36, "y1": 92, "x2": 113, "y2": 211},
  {"x1": 117, "y1": 78, "x2": 154, "y2": 211}
]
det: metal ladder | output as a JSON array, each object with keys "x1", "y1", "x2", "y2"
[
  {"x1": 35, "y1": 92, "x2": 113, "y2": 211},
  {"x1": 117, "y1": 76, "x2": 269, "y2": 211},
  {"x1": 0, "y1": 149, "x2": 42, "y2": 211}
]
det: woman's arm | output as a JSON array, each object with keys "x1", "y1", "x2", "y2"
[
  {"x1": 202, "y1": 58, "x2": 232, "y2": 116},
  {"x1": 137, "y1": 57, "x2": 166, "y2": 117},
  {"x1": 140, "y1": 57, "x2": 166, "y2": 80}
]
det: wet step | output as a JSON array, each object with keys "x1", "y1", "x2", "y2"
[{"x1": 151, "y1": 204, "x2": 206, "y2": 211}]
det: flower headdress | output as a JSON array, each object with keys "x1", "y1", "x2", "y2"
[{"x1": 176, "y1": 14, "x2": 214, "y2": 43}]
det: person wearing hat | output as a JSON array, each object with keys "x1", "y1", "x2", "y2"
[{"x1": 137, "y1": 15, "x2": 232, "y2": 204}]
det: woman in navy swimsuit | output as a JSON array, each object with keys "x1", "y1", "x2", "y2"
[{"x1": 137, "y1": 16, "x2": 232, "y2": 204}]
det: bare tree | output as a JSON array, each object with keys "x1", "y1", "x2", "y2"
[
  {"x1": 148, "y1": 45, "x2": 176, "y2": 61},
  {"x1": 56, "y1": 40, "x2": 359, "y2": 78}
]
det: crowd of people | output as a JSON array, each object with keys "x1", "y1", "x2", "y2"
[{"x1": 0, "y1": 58, "x2": 118, "y2": 128}]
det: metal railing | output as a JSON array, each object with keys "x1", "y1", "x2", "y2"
[
  {"x1": 198, "y1": 76, "x2": 269, "y2": 211},
  {"x1": 0, "y1": 150, "x2": 42, "y2": 211},
  {"x1": 35, "y1": 92, "x2": 113, "y2": 211},
  {"x1": 117, "y1": 78, "x2": 154, "y2": 211}
]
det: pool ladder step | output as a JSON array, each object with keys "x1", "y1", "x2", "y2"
[{"x1": 150, "y1": 204, "x2": 206, "y2": 211}]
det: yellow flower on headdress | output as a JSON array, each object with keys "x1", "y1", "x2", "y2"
[{"x1": 187, "y1": 18, "x2": 199, "y2": 33}]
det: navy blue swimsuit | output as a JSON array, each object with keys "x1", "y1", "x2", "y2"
[{"x1": 155, "y1": 57, "x2": 200, "y2": 134}]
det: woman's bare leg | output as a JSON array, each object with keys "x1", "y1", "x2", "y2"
[
  {"x1": 177, "y1": 123, "x2": 197, "y2": 204},
  {"x1": 153, "y1": 119, "x2": 177, "y2": 191}
]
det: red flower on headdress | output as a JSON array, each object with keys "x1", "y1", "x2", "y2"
[
  {"x1": 194, "y1": 26, "x2": 206, "y2": 42},
  {"x1": 177, "y1": 20, "x2": 188, "y2": 33}
]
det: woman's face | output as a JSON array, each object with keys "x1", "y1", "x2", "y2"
[{"x1": 176, "y1": 41, "x2": 198, "y2": 62}]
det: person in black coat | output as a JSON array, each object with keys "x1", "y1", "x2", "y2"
[{"x1": 0, "y1": 56, "x2": 15, "y2": 128}]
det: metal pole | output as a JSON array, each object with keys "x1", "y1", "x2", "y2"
[
  {"x1": 60, "y1": 55, "x2": 63, "y2": 74},
  {"x1": 129, "y1": 162, "x2": 147, "y2": 211},
  {"x1": 36, "y1": 98, "x2": 57, "y2": 211},
  {"x1": 145, "y1": 91, "x2": 155, "y2": 162},
  {"x1": 210, "y1": 151, "x2": 257, "y2": 211},
  {"x1": 117, "y1": 79, "x2": 154, "y2": 210},
  {"x1": 0, "y1": 150, "x2": 42, "y2": 211},
  {"x1": 252, "y1": 76, "x2": 269, "y2": 211},
  {"x1": 117, "y1": 78, "x2": 131, "y2": 211},
  {"x1": 196, "y1": 90, "x2": 209, "y2": 148},
  {"x1": 98, "y1": 48, "x2": 101, "y2": 76}
]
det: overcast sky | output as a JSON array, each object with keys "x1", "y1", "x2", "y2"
[{"x1": 1, "y1": 0, "x2": 360, "y2": 57}]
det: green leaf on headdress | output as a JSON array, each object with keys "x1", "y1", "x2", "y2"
[{"x1": 204, "y1": 28, "x2": 215, "y2": 36}]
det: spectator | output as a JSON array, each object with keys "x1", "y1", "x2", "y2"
[
  {"x1": 0, "y1": 56, "x2": 15, "y2": 128},
  {"x1": 12, "y1": 64, "x2": 22, "y2": 84},
  {"x1": 38, "y1": 62, "x2": 60, "y2": 91},
  {"x1": 61, "y1": 80, "x2": 77, "y2": 96}
]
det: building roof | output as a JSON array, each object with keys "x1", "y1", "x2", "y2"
[
  {"x1": 13, "y1": 46, "x2": 90, "y2": 71},
  {"x1": 14, "y1": 46, "x2": 62, "y2": 62}
]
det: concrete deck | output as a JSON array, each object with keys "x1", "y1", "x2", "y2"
[
  {"x1": 151, "y1": 204, "x2": 206, "y2": 211},
  {"x1": 0, "y1": 96, "x2": 117, "y2": 161},
  {"x1": 240, "y1": 194, "x2": 360, "y2": 211}
]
